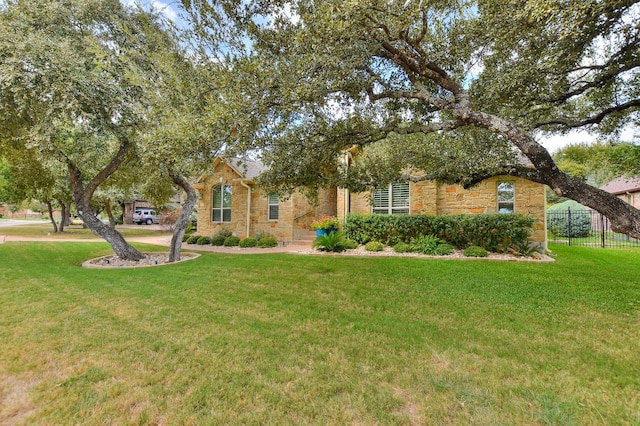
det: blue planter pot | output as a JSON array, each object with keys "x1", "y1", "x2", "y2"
[{"x1": 315, "y1": 228, "x2": 335, "y2": 238}]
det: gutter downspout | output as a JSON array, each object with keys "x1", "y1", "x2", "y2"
[{"x1": 240, "y1": 180, "x2": 251, "y2": 238}]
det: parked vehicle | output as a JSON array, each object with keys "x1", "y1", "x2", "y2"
[{"x1": 132, "y1": 209, "x2": 159, "y2": 225}]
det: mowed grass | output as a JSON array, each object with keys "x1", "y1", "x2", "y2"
[
  {"x1": 0, "y1": 242, "x2": 639, "y2": 425},
  {"x1": 0, "y1": 221, "x2": 171, "y2": 239}
]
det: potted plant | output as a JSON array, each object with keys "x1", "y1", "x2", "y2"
[{"x1": 310, "y1": 215, "x2": 341, "y2": 238}]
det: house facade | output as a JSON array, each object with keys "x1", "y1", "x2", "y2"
[
  {"x1": 194, "y1": 157, "x2": 336, "y2": 244},
  {"x1": 337, "y1": 177, "x2": 547, "y2": 246},
  {"x1": 197, "y1": 157, "x2": 547, "y2": 247},
  {"x1": 600, "y1": 176, "x2": 640, "y2": 209}
]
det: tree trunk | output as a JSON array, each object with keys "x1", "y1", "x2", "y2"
[
  {"x1": 466, "y1": 110, "x2": 640, "y2": 239},
  {"x1": 104, "y1": 198, "x2": 116, "y2": 229},
  {"x1": 65, "y1": 137, "x2": 145, "y2": 261},
  {"x1": 57, "y1": 199, "x2": 68, "y2": 232},
  {"x1": 46, "y1": 200, "x2": 58, "y2": 233},
  {"x1": 168, "y1": 171, "x2": 198, "y2": 263}
]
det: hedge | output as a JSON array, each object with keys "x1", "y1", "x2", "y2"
[{"x1": 344, "y1": 213, "x2": 535, "y2": 253}]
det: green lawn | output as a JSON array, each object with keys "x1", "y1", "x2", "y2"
[
  {"x1": 0, "y1": 222, "x2": 171, "y2": 239},
  {"x1": 1, "y1": 242, "x2": 638, "y2": 425}
]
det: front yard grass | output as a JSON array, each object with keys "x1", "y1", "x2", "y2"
[
  {"x1": 0, "y1": 242, "x2": 638, "y2": 424},
  {"x1": 0, "y1": 222, "x2": 171, "y2": 239}
]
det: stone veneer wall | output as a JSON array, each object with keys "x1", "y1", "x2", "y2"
[
  {"x1": 337, "y1": 176, "x2": 547, "y2": 245},
  {"x1": 196, "y1": 161, "x2": 338, "y2": 244}
]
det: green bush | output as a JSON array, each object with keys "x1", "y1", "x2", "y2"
[
  {"x1": 254, "y1": 231, "x2": 275, "y2": 244},
  {"x1": 345, "y1": 213, "x2": 534, "y2": 253},
  {"x1": 182, "y1": 233, "x2": 190, "y2": 243},
  {"x1": 364, "y1": 241, "x2": 384, "y2": 252},
  {"x1": 239, "y1": 237, "x2": 257, "y2": 248},
  {"x1": 210, "y1": 235, "x2": 226, "y2": 246},
  {"x1": 410, "y1": 234, "x2": 445, "y2": 255},
  {"x1": 211, "y1": 229, "x2": 233, "y2": 246},
  {"x1": 257, "y1": 236, "x2": 278, "y2": 248},
  {"x1": 434, "y1": 243, "x2": 456, "y2": 256},
  {"x1": 463, "y1": 245, "x2": 488, "y2": 257},
  {"x1": 313, "y1": 231, "x2": 345, "y2": 252},
  {"x1": 223, "y1": 236, "x2": 241, "y2": 247},
  {"x1": 196, "y1": 236, "x2": 211, "y2": 245},
  {"x1": 547, "y1": 200, "x2": 592, "y2": 238},
  {"x1": 186, "y1": 235, "x2": 200, "y2": 244},
  {"x1": 393, "y1": 242, "x2": 412, "y2": 253},
  {"x1": 342, "y1": 239, "x2": 359, "y2": 250}
]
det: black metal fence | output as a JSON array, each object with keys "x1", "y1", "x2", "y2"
[{"x1": 547, "y1": 209, "x2": 640, "y2": 248}]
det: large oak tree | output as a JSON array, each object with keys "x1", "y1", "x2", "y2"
[{"x1": 184, "y1": 0, "x2": 640, "y2": 238}]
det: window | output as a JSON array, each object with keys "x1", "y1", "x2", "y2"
[
  {"x1": 497, "y1": 181, "x2": 515, "y2": 213},
  {"x1": 268, "y1": 193, "x2": 279, "y2": 220},
  {"x1": 212, "y1": 184, "x2": 232, "y2": 222},
  {"x1": 373, "y1": 183, "x2": 410, "y2": 215}
]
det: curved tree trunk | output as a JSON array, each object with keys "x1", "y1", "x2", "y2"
[
  {"x1": 167, "y1": 171, "x2": 198, "y2": 262},
  {"x1": 466, "y1": 111, "x2": 640, "y2": 239},
  {"x1": 104, "y1": 198, "x2": 116, "y2": 229},
  {"x1": 65, "y1": 137, "x2": 145, "y2": 261},
  {"x1": 45, "y1": 200, "x2": 58, "y2": 233}
]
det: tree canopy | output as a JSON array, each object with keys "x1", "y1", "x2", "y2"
[{"x1": 183, "y1": 0, "x2": 640, "y2": 237}]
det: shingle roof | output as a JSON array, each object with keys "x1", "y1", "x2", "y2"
[
  {"x1": 600, "y1": 176, "x2": 640, "y2": 195},
  {"x1": 227, "y1": 157, "x2": 268, "y2": 180}
]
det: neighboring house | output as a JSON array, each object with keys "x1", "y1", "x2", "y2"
[
  {"x1": 194, "y1": 157, "x2": 336, "y2": 245},
  {"x1": 196, "y1": 156, "x2": 548, "y2": 247},
  {"x1": 600, "y1": 176, "x2": 640, "y2": 209}
]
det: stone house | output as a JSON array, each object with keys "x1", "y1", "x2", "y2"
[
  {"x1": 195, "y1": 156, "x2": 547, "y2": 247},
  {"x1": 338, "y1": 177, "x2": 547, "y2": 246},
  {"x1": 194, "y1": 157, "x2": 336, "y2": 245},
  {"x1": 600, "y1": 176, "x2": 640, "y2": 209}
]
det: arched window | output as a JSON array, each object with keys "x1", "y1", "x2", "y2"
[{"x1": 212, "y1": 184, "x2": 232, "y2": 222}]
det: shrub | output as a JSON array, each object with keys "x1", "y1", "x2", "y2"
[
  {"x1": 254, "y1": 231, "x2": 275, "y2": 244},
  {"x1": 182, "y1": 233, "x2": 190, "y2": 243},
  {"x1": 394, "y1": 242, "x2": 412, "y2": 253},
  {"x1": 342, "y1": 239, "x2": 359, "y2": 250},
  {"x1": 410, "y1": 234, "x2": 445, "y2": 255},
  {"x1": 257, "y1": 236, "x2": 278, "y2": 248},
  {"x1": 345, "y1": 213, "x2": 535, "y2": 253},
  {"x1": 239, "y1": 237, "x2": 257, "y2": 248},
  {"x1": 313, "y1": 231, "x2": 345, "y2": 252},
  {"x1": 210, "y1": 235, "x2": 226, "y2": 246},
  {"x1": 196, "y1": 236, "x2": 211, "y2": 245},
  {"x1": 435, "y1": 244, "x2": 456, "y2": 256},
  {"x1": 186, "y1": 235, "x2": 200, "y2": 244},
  {"x1": 509, "y1": 240, "x2": 541, "y2": 257},
  {"x1": 310, "y1": 215, "x2": 341, "y2": 231},
  {"x1": 223, "y1": 236, "x2": 241, "y2": 247},
  {"x1": 364, "y1": 241, "x2": 384, "y2": 252},
  {"x1": 463, "y1": 245, "x2": 488, "y2": 257},
  {"x1": 547, "y1": 200, "x2": 592, "y2": 238}
]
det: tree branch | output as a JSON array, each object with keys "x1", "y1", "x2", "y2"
[{"x1": 535, "y1": 98, "x2": 640, "y2": 129}]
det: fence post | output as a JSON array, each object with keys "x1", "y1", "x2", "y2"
[
  {"x1": 567, "y1": 207, "x2": 572, "y2": 246},
  {"x1": 601, "y1": 212, "x2": 605, "y2": 248}
]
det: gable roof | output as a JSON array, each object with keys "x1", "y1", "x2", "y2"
[
  {"x1": 600, "y1": 176, "x2": 640, "y2": 195},
  {"x1": 213, "y1": 156, "x2": 267, "y2": 181}
]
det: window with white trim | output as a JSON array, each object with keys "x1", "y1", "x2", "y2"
[
  {"x1": 497, "y1": 181, "x2": 515, "y2": 214},
  {"x1": 212, "y1": 184, "x2": 232, "y2": 222},
  {"x1": 268, "y1": 193, "x2": 279, "y2": 220},
  {"x1": 373, "y1": 183, "x2": 410, "y2": 215}
]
